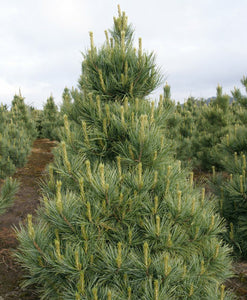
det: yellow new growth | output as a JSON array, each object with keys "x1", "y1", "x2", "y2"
[
  {"x1": 56, "y1": 180, "x2": 63, "y2": 213},
  {"x1": 27, "y1": 214, "x2": 35, "y2": 239}
]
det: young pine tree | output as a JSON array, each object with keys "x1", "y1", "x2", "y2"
[
  {"x1": 16, "y1": 7, "x2": 233, "y2": 300},
  {"x1": 212, "y1": 77, "x2": 247, "y2": 258}
]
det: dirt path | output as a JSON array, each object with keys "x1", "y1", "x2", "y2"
[{"x1": 0, "y1": 139, "x2": 56, "y2": 300}]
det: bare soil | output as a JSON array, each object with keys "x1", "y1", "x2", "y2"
[
  {"x1": 0, "y1": 139, "x2": 246, "y2": 299},
  {"x1": 0, "y1": 139, "x2": 56, "y2": 299}
]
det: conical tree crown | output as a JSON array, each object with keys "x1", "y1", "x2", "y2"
[
  {"x1": 16, "y1": 6, "x2": 233, "y2": 300},
  {"x1": 79, "y1": 6, "x2": 162, "y2": 102}
]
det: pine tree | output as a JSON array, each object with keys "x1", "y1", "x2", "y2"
[
  {"x1": 16, "y1": 7, "x2": 233, "y2": 299},
  {"x1": 212, "y1": 77, "x2": 247, "y2": 258},
  {"x1": 41, "y1": 95, "x2": 62, "y2": 140}
]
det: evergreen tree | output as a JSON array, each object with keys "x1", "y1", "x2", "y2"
[
  {"x1": 41, "y1": 95, "x2": 62, "y2": 140},
  {"x1": 212, "y1": 77, "x2": 247, "y2": 258},
  {"x1": 16, "y1": 7, "x2": 233, "y2": 299}
]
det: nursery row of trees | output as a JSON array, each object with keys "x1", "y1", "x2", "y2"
[
  {"x1": 13, "y1": 6, "x2": 239, "y2": 300},
  {"x1": 164, "y1": 78, "x2": 247, "y2": 259},
  {"x1": 0, "y1": 95, "x2": 37, "y2": 214},
  {"x1": 1, "y1": 5, "x2": 246, "y2": 299}
]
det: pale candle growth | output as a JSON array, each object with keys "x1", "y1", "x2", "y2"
[
  {"x1": 135, "y1": 98, "x2": 139, "y2": 110},
  {"x1": 117, "y1": 156, "x2": 122, "y2": 177},
  {"x1": 55, "y1": 239, "x2": 62, "y2": 261},
  {"x1": 165, "y1": 179, "x2": 170, "y2": 196},
  {"x1": 191, "y1": 197, "x2": 195, "y2": 214},
  {"x1": 128, "y1": 287, "x2": 131, "y2": 300},
  {"x1": 89, "y1": 31, "x2": 94, "y2": 51},
  {"x1": 124, "y1": 97, "x2": 128, "y2": 112},
  {"x1": 124, "y1": 61, "x2": 128, "y2": 79},
  {"x1": 182, "y1": 265, "x2": 187, "y2": 278},
  {"x1": 143, "y1": 242, "x2": 149, "y2": 267},
  {"x1": 121, "y1": 106, "x2": 125, "y2": 124},
  {"x1": 105, "y1": 104, "x2": 110, "y2": 120},
  {"x1": 99, "y1": 163, "x2": 105, "y2": 189},
  {"x1": 49, "y1": 164, "x2": 54, "y2": 183},
  {"x1": 27, "y1": 214, "x2": 35, "y2": 238},
  {"x1": 164, "y1": 253, "x2": 171, "y2": 276},
  {"x1": 167, "y1": 232, "x2": 172, "y2": 247},
  {"x1": 153, "y1": 171, "x2": 158, "y2": 188},
  {"x1": 117, "y1": 242, "x2": 122, "y2": 268},
  {"x1": 243, "y1": 154, "x2": 246, "y2": 169},
  {"x1": 62, "y1": 141, "x2": 71, "y2": 173},
  {"x1": 92, "y1": 287, "x2": 98, "y2": 300},
  {"x1": 128, "y1": 229, "x2": 132, "y2": 245},
  {"x1": 230, "y1": 174, "x2": 233, "y2": 183},
  {"x1": 153, "y1": 151, "x2": 157, "y2": 161},
  {"x1": 240, "y1": 175, "x2": 244, "y2": 194},
  {"x1": 110, "y1": 37, "x2": 114, "y2": 48},
  {"x1": 96, "y1": 95, "x2": 102, "y2": 118},
  {"x1": 214, "y1": 244, "x2": 219, "y2": 259},
  {"x1": 56, "y1": 180, "x2": 63, "y2": 213},
  {"x1": 151, "y1": 101, "x2": 155, "y2": 123},
  {"x1": 43, "y1": 196, "x2": 48, "y2": 212},
  {"x1": 107, "y1": 290, "x2": 112, "y2": 300},
  {"x1": 212, "y1": 166, "x2": 216, "y2": 179},
  {"x1": 209, "y1": 215, "x2": 215, "y2": 231},
  {"x1": 98, "y1": 70, "x2": 106, "y2": 93},
  {"x1": 189, "y1": 172, "x2": 193, "y2": 187},
  {"x1": 89, "y1": 255, "x2": 93, "y2": 266},
  {"x1": 63, "y1": 114, "x2": 71, "y2": 140},
  {"x1": 178, "y1": 160, "x2": 181, "y2": 172},
  {"x1": 201, "y1": 188, "x2": 205, "y2": 204},
  {"x1": 75, "y1": 250, "x2": 81, "y2": 270},
  {"x1": 129, "y1": 82, "x2": 134, "y2": 97},
  {"x1": 85, "y1": 160, "x2": 92, "y2": 183},
  {"x1": 200, "y1": 259, "x2": 205, "y2": 275},
  {"x1": 138, "y1": 37, "x2": 142, "y2": 58},
  {"x1": 140, "y1": 115, "x2": 145, "y2": 141},
  {"x1": 81, "y1": 120, "x2": 89, "y2": 144},
  {"x1": 138, "y1": 162, "x2": 143, "y2": 187},
  {"x1": 177, "y1": 190, "x2": 182, "y2": 212},
  {"x1": 119, "y1": 193, "x2": 123, "y2": 205},
  {"x1": 194, "y1": 227, "x2": 199, "y2": 240},
  {"x1": 158, "y1": 94, "x2": 163, "y2": 113},
  {"x1": 189, "y1": 284, "x2": 194, "y2": 296},
  {"x1": 154, "y1": 196, "x2": 158, "y2": 214},
  {"x1": 129, "y1": 144, "x2": 134, "y2": 159},
  {"x1": 87, "y1": 202, "x2": 92, "y2": 222},
  {"x1": 79, "y1": 271, "x2": 85, "y2": 295},
  {"x1": 234, "y1": 152, "x2": 238, "y2": 165},
  {"x1": 154, "y1": 280, "x2": 159, "y2": 300},
  {"x1": 220, "y1": 285, "x2": 225, "y2": 300},
  {"x1": 121, "y1": 31, "x2": 125, "y2": 52},
  {"x1": 104, "y1": 30, "x2": 110, "y2": 48},
  {"x1": 117, "y1": 4, "x2": 121, "y2": 17}
]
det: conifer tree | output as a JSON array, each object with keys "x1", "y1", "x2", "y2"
[
  {"x1": 16, "y1": 7, "x2": 233, "y2": 299},
  {"x1": 212, "y1": 77, "x2": 247, "y2": 258},
  {"x1": 41, "y1": 95, "x2": 62, "y2": 140}
]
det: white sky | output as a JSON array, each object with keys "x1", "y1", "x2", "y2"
[{"x1": 0, "y1": 0, "x2": 247, "y2": 108}]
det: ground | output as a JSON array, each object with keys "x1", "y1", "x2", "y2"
[{"x1": 0, "y1": 139, "x2": 246, "y2": 299}]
